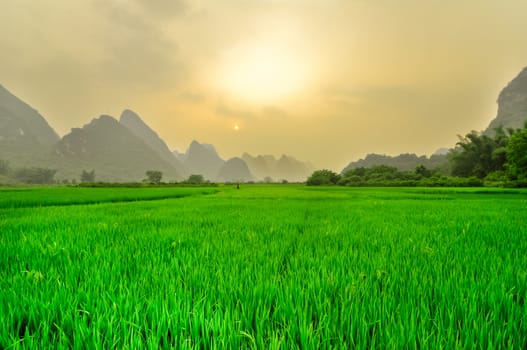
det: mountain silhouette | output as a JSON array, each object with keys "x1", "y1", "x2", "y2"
[
  {"x1": 216, "y1": 157, "x2": 253, "y2": 182},
  {"x1": 242, "y1": 153, "x2": 313, "y2": 182},
  {"x1": 485, "y1": 66, "x2": 527, "y2": 134},
  {"x1": 54, "y1": 115, "x2": 182, "y2": 182},
  {"x1": 119, "y1": 109, "x2": 187, "y2": 177},
  {"x1": 0, "y1": 84, "x2": 59, "y2": 166},
  {"x1": 183, "y1": 140, "x2": 225, "y2": 181}
]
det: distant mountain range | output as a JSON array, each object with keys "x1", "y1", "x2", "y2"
[
  {"x1": 242, "y1": 153, "x2": 314, "y2": 182},
  {"x1": 54, "y1": 115, "x2": 183, "y2": 182},
  {"x1": 342, "y1": 153, "x2": 449, "y2": 174},
  {"x1": 343, "y1": 66, "x2": 527, "y2": 173},
  {"x1": 0, "y1": 84, "x2": 312, "y2": 182},
  {"x1": 2, "y1": 66, "x2": 526, "y2": 182}
]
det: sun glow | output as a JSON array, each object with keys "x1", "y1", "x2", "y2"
[{"x1": 217, "y1": 38, "x2": 313, "y2": 103}]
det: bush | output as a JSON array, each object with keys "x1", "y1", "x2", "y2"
[
  {"x1": 80, "y1": 169, "x2": 96, "y2": 183},
  {"x1": 14, "y1": 167, "x2": 57, "y2": 184},
  {"x1": 186, "y1": 174, "x2": 205, "y2": 184},
  {"x1": 306, "y1": 170, "x2": 340, "y2": 186},
  {"x1": 0, "y1": 159, "x2": 9, "y2": 175},
  {"x1": 145, "y1": 170, "x2": 163, "y2": 184}
]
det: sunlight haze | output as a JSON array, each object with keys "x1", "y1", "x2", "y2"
[{"x1": 1, "y1": 0, "x2": 527, "y2": 170}]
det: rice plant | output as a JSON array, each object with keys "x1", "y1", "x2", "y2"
[{"x1": 1, "y1": 185, "x2": 526, "y2": 348}]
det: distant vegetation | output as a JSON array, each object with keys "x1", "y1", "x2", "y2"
[
  {"x1": 185, "y1": 174, "x2": 206, "y2": 184},
  {"x1": 308, "y1": 166, "x2": 484, "y2": 187},
  {"x1": 80, "y1": 169, "x2": 95, "y2": 183},
  {"x1": 145, "y1": 170, "x2": 163, "y2": 184},
  {"x1": 342, "y1": 153, "x2": 449, "y2": 173},
  {"x1": 308, "y1": 123, "x2": 527, "y2": 187},
  {"x1": 0, "y1": 160, "x2": 58, "y2": 185},
  {"x1": 448, "y1": 123, "x2": 527, "y2": 186}
]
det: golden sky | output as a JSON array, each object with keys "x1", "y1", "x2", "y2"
[{"x1": 1, "y1": 0, "x2": 527, "y2": 170}]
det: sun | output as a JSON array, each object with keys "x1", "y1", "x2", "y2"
[
  {"x1": 217, "y1": 39, "x2": 313, "y2": 103},
  {"x1": 234, "y1": 125, "x2": 240, "y2": 131}
]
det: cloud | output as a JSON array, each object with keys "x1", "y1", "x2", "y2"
[
  {"x1": 134, "y1": 0, "x2": 188, "y2": 19},
  {"x1": 179, "y1": 91, "x2": 206, "y2": 103},
  {"x1": 216, "y1": 104, "x2": 254, "y2": 119},
  {"x1": 262, "y1": 106, "x2": 288, "y2": 118},
  {"x1": 216, "y1": 103, "x2": 290, "y2": 120},
  {"x1": 91, "y1": 0, "x2": 186, "y2": 89}
]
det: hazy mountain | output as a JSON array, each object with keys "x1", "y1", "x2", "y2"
[
  {"x1": 342, "y1": 153, "x2": 449, "y2": 173},
  {"x1": 54, "y1": 115, "x2": 182, "y2": 182},
  {"x1": 275, "y1": 155, "x2": 314, "y2": 182},
  {"x1": 172, "y1": 150, "x2": 186, "y2": 162},
  {"x1": 432, "y1": 148, "x2": 449, "y2": 156},
  {"x1": 119, "y1": 109, "x2": 187, "y2": 177},
  {"x1": 485, "y1": 66, "x2": 527, "y2": 134},
  {"x1": 241, "y1": 153, "x2": 274, "y2": 179},
  {"x1": 216, "y1": 157, "x2": 253, "y2": 182},
  {"x1": 183, "y1": 140, "x2": 225, "y2": 181},
  {"x1": 242, "y1": 153, "x2": 313, "y2": 182},
  {"x1": 0, "y1": 84, "x2": 59, "y2": 165}
]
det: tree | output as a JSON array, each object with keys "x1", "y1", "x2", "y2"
[
  {"x1": 80, "y1": 169, "x2": 96, "y2": 183},
  {"x1": 506, "y1": 123, "x2": 527, "y2": 180},
  {"x1": 0, "y1": 159, "x2": 9, "y2": 175},
  {"x1": 14, "y1": 167, "x2": 57, "y2": 184},
  {"x1": 449, "y1": 128, "x2": 510, "y2": 178},
  {"x1": 365, "y1": 165, "x2": 400, "y2": 181},
  {"x1": 306, "y1": 169, "x2": 340, "y2": 185},
  {"x1": 415, "y1": 165, "x2": 432, "y2": 178},
  {"x1": 145, "y1": 170, "x2": 163, "y2": 184},
  {"x1": 187, "y1": 174, "x2": 205, "y2": 184}
]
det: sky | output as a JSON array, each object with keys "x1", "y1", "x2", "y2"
[{"x1": 1, "y1": 0, "x2": 527, "y2": 170}]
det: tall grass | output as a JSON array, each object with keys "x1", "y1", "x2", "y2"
[
  {"x1": 0, "y1": 186, "x2": 218, "y2": 209},
  {"x1": 1, "y1": 186, "x2": 526, "y2": 348}
]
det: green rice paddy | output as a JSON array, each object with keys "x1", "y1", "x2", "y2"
[{"x1": 1, "y1": 185, "x2": 526, "y2": 348}]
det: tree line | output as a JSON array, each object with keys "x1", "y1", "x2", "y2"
[
  {"x1": 308, "y1": 122, "x2": 527, "y2": 187},
  {"x1": 0, "y1": 161, "x2": 212, "y2": 186}
]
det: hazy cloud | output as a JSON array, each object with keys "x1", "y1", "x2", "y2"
[
  {"x1": 262, "y1": 106, "x2": 288, "y2": 118},
  {"x1": 134, "y1": 0, "x2": 188, "y2": 19},
  {"x1": 179, "y1": 91, "x2": 206, "y2": 103},
  {"x1": 216, "y1": 104, "x2": 289, "y2": 120},
  {"x1": 91, "y1": 0, "x2": 186, "y2": 88},
  {"x1": 216, "y1": 104, "x2": 254, "y2": 119}
]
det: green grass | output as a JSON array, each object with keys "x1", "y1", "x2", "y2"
[
  {"x1": 1, "y1": 185, "x2": 526, "y2": 348},
  {"x1": 0, "y1": 186, "x2": 219, "y2": 209}
]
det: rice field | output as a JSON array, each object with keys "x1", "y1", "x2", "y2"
[{"x1": 1, "y1": 185, "x2": 526, "y2": 348}]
